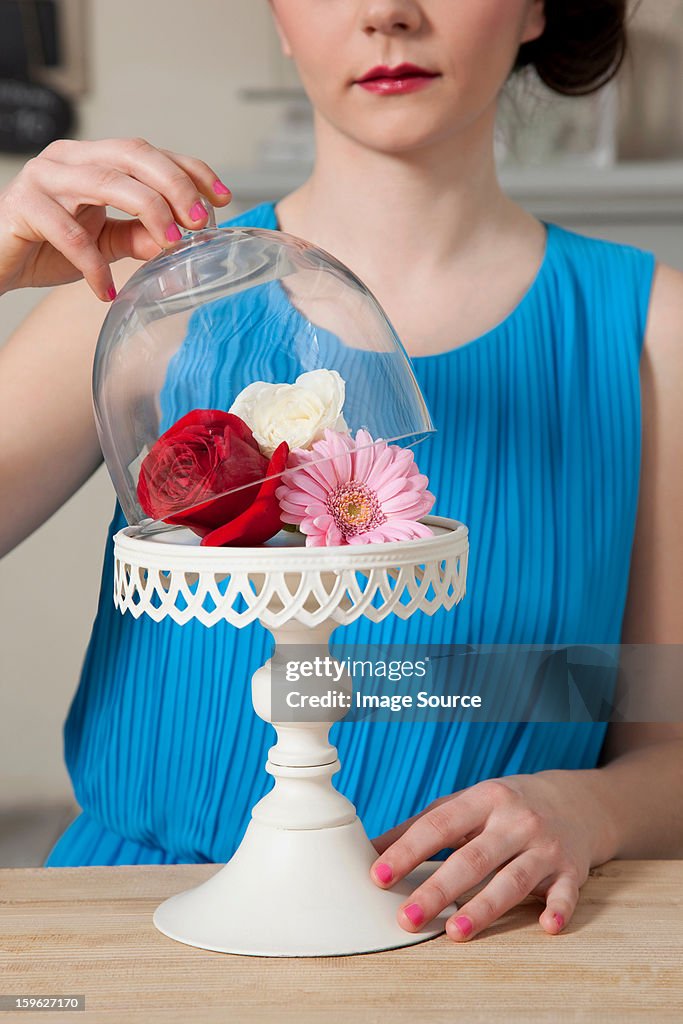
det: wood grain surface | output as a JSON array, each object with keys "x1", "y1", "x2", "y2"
[{"x1": 1, "y1": 859, "x2": 681, "y2": 1023}]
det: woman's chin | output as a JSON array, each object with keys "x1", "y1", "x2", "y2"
[
  {"x1": 358, "y1": 132, "x2": 454, "y2": 157},
  {"x1": 343, "y1": 123, "x2": 456, "y2": 157},
  {"x1": 333, "y1": 102, "x2": 467, "y2": 157}
]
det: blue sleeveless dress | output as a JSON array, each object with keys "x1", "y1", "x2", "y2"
[{"x1": 45, "y1": 202, "x2": 656, "y2": 867}]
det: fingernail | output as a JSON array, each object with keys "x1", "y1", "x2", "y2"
[
  {"x1": 553, "y1": 912, "x2": 565, "y2": 929},
  {"x1": 106, "y1": 285, "x2": 117, "y2": 301},
  {"x1": 212, "y1": 179, "x2": 231, "y2": 196},
  {"x1": 190, "y1": 201, "x2": 207, "y2": 222},
  {"x1": 454, "y1": 915, "x2": 473, "y2": 937},
  {"x1": 166, "y1": 223, "x2": 182, "y2": 242},
  {"x1": 403, "y1": 903, "x2": 425, "y2": 927},
  {"x1": 374, "y1": 862, "x2": 393, "y2": 885}
]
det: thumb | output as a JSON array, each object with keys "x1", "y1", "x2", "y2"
[{"x1": 100, "y1": 216, "x2": 164, "y2": 264}]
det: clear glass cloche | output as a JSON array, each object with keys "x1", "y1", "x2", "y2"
[{"x1": 92, "y1": 216, "x2": 436, "y2": 545}]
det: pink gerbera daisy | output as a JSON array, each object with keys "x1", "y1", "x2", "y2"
[{"x1": 275, "y1": 428, "x2": 435, "y2": 546}]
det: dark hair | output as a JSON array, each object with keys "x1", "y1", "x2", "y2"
[{"x1": 515, "y1": 1, "x2": 628, "y2": 97}]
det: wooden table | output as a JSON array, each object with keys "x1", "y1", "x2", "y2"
[{"x1": 1, "y1": 860, "x2": 681, "y2": 1023}]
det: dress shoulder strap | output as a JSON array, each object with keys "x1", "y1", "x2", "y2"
[{"x1": 545, "y1": 223, "x2": 657, "y2": 361}]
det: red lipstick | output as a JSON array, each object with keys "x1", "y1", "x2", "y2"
[{"x1": 355, "y1": 63, "x2": 440, "y2": 95}]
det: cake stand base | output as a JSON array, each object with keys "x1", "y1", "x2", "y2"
[{"x1": 153, "y1": 817, "x2": 455, "y2": 957}]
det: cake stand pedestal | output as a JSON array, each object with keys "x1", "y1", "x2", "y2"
[{"x1": 113, "y1": 514, "x2": 468, "y2": 956}]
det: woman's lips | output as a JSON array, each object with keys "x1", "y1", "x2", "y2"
[{"x1": 355, "y1": 63, "x2": 440, "y2": 95}]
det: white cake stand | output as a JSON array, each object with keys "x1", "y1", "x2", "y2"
[{"x1": 113, "y1": 514, "x2": 468, "y2": 957}]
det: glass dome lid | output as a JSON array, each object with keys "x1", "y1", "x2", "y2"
[{"x1": 92, "y1": 221, "x2": 436, "y2": 546}]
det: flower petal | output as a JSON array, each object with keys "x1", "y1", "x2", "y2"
[
  {"x1": 364, "y1": 445, "x2": 396, "y2": 489},
  {"x1": 380, "y1": 491, "x2": 431, "y2": 515},
  {"x1": 288, "y1": 474, "x2": 330, "y2": 501},
  {"x1": 352, "y1": 434, "x2": 380, "y2": 484},
  {"x1": 375, "y1": 475, "x2": 416, "y2": 503},
  {"x1": 200, "y1": 441, "x2": 289, "y2": 546}
]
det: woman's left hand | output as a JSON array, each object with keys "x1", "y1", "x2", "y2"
[{"x1": 370, "y1": 770, "x2": 617, "y2": 942}]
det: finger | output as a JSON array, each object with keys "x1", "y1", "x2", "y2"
[
  {"x1": 371, "y1": 791, "x2": 465, "y2": 855},
  {"x1": 25, "y1": 192, "x2": 116, "y2": 300},
  {"x1": 26, "y1": 157, "x2": 183, "y2": 251},
  {"x1": 159, "y1": 148, "x2": 232, "y2": 206},
  {"x1": 396, "y1": 830, "x2": 521, "y2": 930},
  {"x1": 46, "y1": 137, "x2": 229, "y2": 229},
  {"x1": 100, "y1": 216, "x2": 164, "y2": 263},
  {"x1": 372, "y1": 811, "x2": 424, "y2": 856},
  {"x1": 538, "y1": 871, "x2": 580, "y2": 934},
  {"x1": 371, "y1": 793, "x2": 485, "y2": 887},
  {"x1": 444, "y1": 849, "x2": 552, "y2": 942}
]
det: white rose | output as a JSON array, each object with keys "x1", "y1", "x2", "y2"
[{"x1": 228, "y1": 368, "x2": 348, "y2": 456}]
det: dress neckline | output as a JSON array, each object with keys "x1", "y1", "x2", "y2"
[
  {"x1": 410, "y1": 221, "x2": 554, "y2": 360},
  {"x1": 247, "y1": 201, "x2": 554, "y2": 362}
]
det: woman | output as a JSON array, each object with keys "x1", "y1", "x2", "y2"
[{"x1": 0, "y1": 0, "x2": 681, "y2": 944}]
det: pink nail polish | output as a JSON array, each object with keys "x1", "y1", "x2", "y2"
[
  {"x1": 375, "y1": 862, "x2": 393, "y2": 885},
  {"x1": 404, "y1": 903, "x2": 425, "y2": 927},
  {"x1": 454, "y1": 915, "x2": 473, "y2": 937},
  {"x1": 212, "y1": 179, "x2": 231, "y2": 196},
  {"x1": 166, "y1": 223, "x2": 182, "y2": 242},
  {"x1": 190, "y1": 201, "x2": 207, "y2": 222},
  {"x1": 107, "y1": 285, "x2": 117, "y2": 301},
  {"x1": 553, "y1": 912, "x2": 565, "y2": 929}
]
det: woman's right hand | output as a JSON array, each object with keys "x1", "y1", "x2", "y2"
[{"x1": 0, "y1": 136, "x2": 233, "y2": 301}]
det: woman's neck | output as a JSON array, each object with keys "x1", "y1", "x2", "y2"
[
  {"x1": 276, "y1": 105, "x2": 526, "y2": 289},
  {"x1": 275, "y1": 105, "x2": 546, "y2": 357}
]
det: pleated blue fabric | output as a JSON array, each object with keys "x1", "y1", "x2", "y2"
[{"x1": 45, "y1": 202, "x2": 656, "y2": 867}]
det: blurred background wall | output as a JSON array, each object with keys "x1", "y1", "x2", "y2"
[
  {"x1": 1, "y1": 0, "x2": 682, "y2": 861},
  {"x1": 0, "y1": 0, "x2": 289, "y2": 831}
]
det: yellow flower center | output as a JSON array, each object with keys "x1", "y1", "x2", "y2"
[{"x1": 327, "y1": 481, "x2": 386, "y2": 538}]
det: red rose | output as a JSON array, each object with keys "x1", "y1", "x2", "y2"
[{"x1": 136, "y1": 409, "x2": 289, "y2": 546}]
